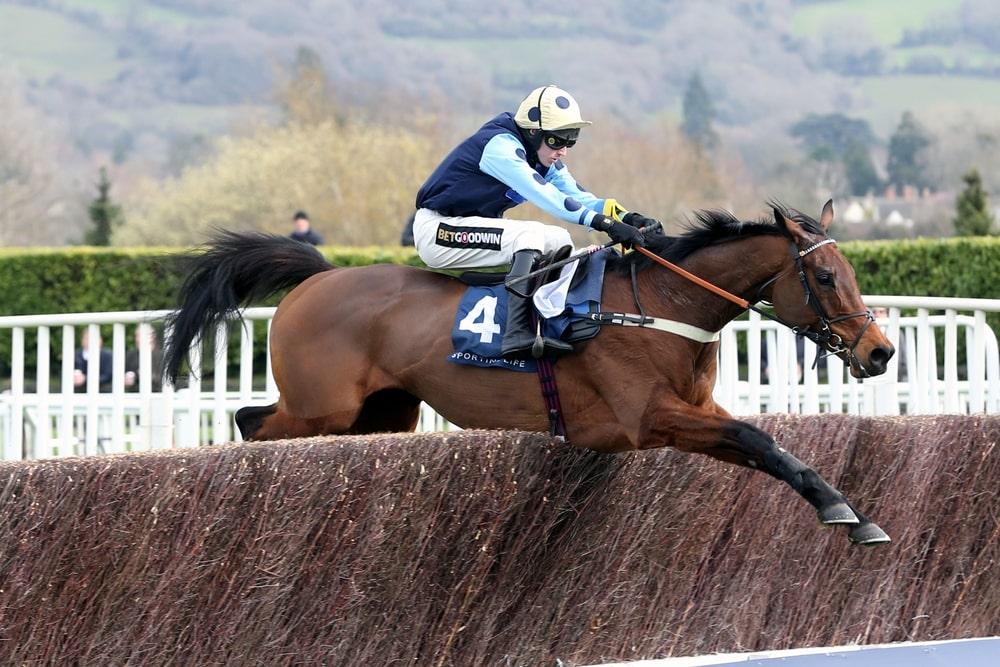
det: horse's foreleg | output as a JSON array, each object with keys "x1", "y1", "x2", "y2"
[{"x1": 639, "y1": 400, "x2": 890, "y2": 545}]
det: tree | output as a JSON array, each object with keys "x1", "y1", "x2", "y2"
[
  {"x1": 85, "y1": 167, "x2": 123, "y2": 246},
  {"x1": 681, "y1": 72, "x2": 718, "y2": 152},
  {"x1": 842, "y1": 140, "x2": 882, "y2": 195},
  {"x1": 953, "y1": 168, "x2": 995, "y2": 236},
  {"x1": 886, "y1": 111, "x2": 932, "y2": 194},
  {"x1": 276, "y1": 46, "x2": 338, "y2": 126},
  {"x1": 790, "y1": 113, "x2": 877, "y2": 159},
  {"x1": 790, "y1": 113, "x2": 878, "y2": 197}
]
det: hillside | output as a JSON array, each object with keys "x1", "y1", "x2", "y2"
[
  {"x1": 3, "y1": 0, "x2": 1000, "y2": 245},
  {"x1": 5, "y1": 0, "x2": 1000, "y2": 159}
]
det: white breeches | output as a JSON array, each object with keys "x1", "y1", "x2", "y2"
[{"x1": 413, "y1": 208, "x2": 575, "y2": 269}]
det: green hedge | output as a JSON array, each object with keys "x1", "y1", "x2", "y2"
[
  {"x1": 0, "y1": 238, "x2": 995, "y2": 317},
  {"x1": 0, "y1": 246, "x2": 423, "y2": 316},
  {"x1": 0, "y1": 239, "x2": 996, "y2": 381},
  {"x1": 841, "y1": 237, "x2": 1000, "y2": 300}
]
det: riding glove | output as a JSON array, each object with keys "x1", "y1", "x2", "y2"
[
  {"x1": 593, "y1": 214, "x2": 646, "y2": 248},
  {"x1": 623, "y1": 211, "x2": 663, "y2": 233}
]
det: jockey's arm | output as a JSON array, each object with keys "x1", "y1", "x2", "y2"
[{"x1": 479, "y1": 133, "x2": 609, "y2": 229}]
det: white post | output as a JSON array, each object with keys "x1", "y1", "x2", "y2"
[
  {"x1": 136, "y1": 322, "x2": 152, "y2": 449},
  {"x1": 110, "y1": 323, "x2": 126, "y2": 453},
  {"x1": 36, "y1": 326, "x2": 51, "y2": 458},
  {"x1": 213, "y1": 322, "x2": 229, "y2": 444},
  {"x1": 715, "y1": 326, "x2": 739, "y2": 412},
  {"x1": 84, "y1": 323, "x2": 100, "y2": 456},
  {"x1": 943, "y1": 309, "x2": 959, "y2": 413},
  {"x1": 6, "y1": 327, "x2": 25, "y2": 460},
  {"x1": 60, "y1": 325, "x2": 75, "y2": 456},
  {"x1": 184, "y1": 341, "x2": 202, "y2": 447},
  {"x1": 747, "y1": 311, "x2": 761, "y2": 413}
]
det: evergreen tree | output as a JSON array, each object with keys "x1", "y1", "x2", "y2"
[
  {"x1": 84, "y1": 167, "x2": 123, "y2": 246},
  {"x1": 278, "y1": 46, "x2": 337, "y2": 125},
  {"x1": 953, "y1": 168, "x2": 995, "y2": 236},
  {"x1": 790, "y1": 113, "x2": 876, "y2": 158},
  {"x1": 842, "y1": 139, "x2": 882, "y2": 195},
  {"x1": 681, "y1": 72, "x2": 718, "y2": 152},
  {"x1": 886, "y1": 111, "x2": 932, "y2": 194}
]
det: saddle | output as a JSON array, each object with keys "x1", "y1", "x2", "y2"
[
  {"x1": 454, "y1": 245, "x2": 576, "y2": 288},
  {"x1": 447, "y1": 249, "x2": 611, "y2": 371}
]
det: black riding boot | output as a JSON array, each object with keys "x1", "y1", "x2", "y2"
[{"x1": 501, "y1": 250, "x2": 573, "y2": 359}]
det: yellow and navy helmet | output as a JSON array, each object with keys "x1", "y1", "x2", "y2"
[{"x1": 514, "y1": 85, "x2": 592, "y2": 132}]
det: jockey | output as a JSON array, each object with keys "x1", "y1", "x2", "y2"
[{"x1": 414, "y1": 84, "x2": 659, "y2": 359}]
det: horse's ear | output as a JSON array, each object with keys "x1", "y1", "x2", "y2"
[
  {"x1": 774, "y1": 205, "x2": 811, "y2": 245},
  {"x1": 819, "y1": 199, "x2": 834, "y2": 231}
]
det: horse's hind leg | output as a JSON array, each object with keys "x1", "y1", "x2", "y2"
[
  {"x1": 639, "y1": 400, "x2": 890, "y2": 546},
  {"x1": 237, "y1": 402, "x2": 337, "y2": 441},
  {"x1": 235, "y1": 403, "x2": 277, "y2": 440},
  {"x1": 235, "y1": 389, "x2": 422, "y2": 441},
  {"x1": 348, "y1": 388, "x2": 421, "y2": 434}
]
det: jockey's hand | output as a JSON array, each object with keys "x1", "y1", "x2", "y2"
[
  {"x1": 593, "y1": 215, "x2": 646, "y2": 249},
  {"x1": 623, "y1": 211, "x2": 663, "y2": 233}
]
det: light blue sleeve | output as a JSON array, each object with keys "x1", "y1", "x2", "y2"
[
  {"x1": 479, "y1": 133, "x2": 600, "y2": 227},
  {"x1": 546, "y1": 161, "x2": 605, "y2": 214}
]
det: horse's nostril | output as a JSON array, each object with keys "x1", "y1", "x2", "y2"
[{"x1": 869, "y1": 345, "x2": 894, "y2": 371}]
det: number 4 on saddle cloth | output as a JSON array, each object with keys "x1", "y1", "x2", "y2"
[{"x1": 449, "y1": 249, "x2": 611, "y2": 372}]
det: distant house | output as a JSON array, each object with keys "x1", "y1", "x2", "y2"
[{"x1": 840, "y1": 186, "x2": 952, "y2": 231}]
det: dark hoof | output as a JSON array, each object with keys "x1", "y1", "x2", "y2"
[
  {"x1": 849, "y1": 522, "x2": 891, "y2": 546},
  {"x1": 818, "y1": 502, "x2": 859, "y2": 525}
]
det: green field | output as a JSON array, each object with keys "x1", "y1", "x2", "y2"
[
  {"x1": 858, "y1": 75, "x2": 1000, "y2": 133},
  {"x1": 0, "y1": 5, "x2": 120, "y2": 85},
  {"x1": 60, "y1": 0, "x2": 194, "y2": 25},
  {"x1": 791, "y1": 0, "x2": 958, "y2": 45}
]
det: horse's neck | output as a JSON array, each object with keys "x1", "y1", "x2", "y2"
[{"x1": 650, "y1": 235, "x2": 789, "y2": 330}]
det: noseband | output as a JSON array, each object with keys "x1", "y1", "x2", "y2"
[
  {"x1": 755, "y1": 238, "x2": 874, "y2": 375},
  {"x1": 632, "y1": 236, "x2": 876, "y2": 376}
]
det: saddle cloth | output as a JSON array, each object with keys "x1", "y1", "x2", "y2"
[{"x1": 448, "y1": 249, "x2": 613, "y2": 371}]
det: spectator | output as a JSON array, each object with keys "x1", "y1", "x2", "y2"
[
  {"x1": 74, "y1": 328, "x2": 113, "y2": 392},
  {"x1": 125, "y1": 326, "x2": 164, "y2": 392},
  {"x1": 400, "y1": 210, "x2": 416, "y2": 246},
  {"x1": 289, "y1": 210, "x2": 324, "y2": 245}
]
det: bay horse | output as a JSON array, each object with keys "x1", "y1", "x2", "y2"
[{"x1": 164, "y1": 201, "x2": 895, "y2": 545}]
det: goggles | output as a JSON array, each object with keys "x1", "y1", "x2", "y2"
[{"x1": 542, "y1": 129, "x2": 579, "y2": 150}]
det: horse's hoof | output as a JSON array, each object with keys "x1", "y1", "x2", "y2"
[
  {"x1": 849, "y1": 522, "x2": 891, "y2": 546},
  {"x1": 817, "y1": 502, "x2": 859, "y2": 525}
]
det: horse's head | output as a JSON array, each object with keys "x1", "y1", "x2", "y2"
[{"x1": 766, "y1": 200, "x2": 894, "y2": 378}]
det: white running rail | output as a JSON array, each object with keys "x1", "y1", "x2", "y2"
[{"x1": 1, "y1": 297, "x2": 998, "y2": 460}]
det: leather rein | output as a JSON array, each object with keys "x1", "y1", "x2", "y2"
[{"x1": 633, "y1": 238, "x2": 875, "y2": 376}]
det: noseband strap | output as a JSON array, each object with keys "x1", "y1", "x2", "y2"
[
  {"x1": 758, "y1": 239, "x2": 873, "y2": 374},
  {"x1": 633, "y1": 237, "x2": 874, "y2": 375}
]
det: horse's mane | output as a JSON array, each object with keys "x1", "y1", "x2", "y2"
[{"x1": 608, "y1": 203, "x2": 826, "y2": 275}]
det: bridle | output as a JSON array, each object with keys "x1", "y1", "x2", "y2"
[
  {"x1": 633, "y1": 236, "x2": 875, "y2": 376},
  {"x1": 753, "y1": 238, "x2": 875, "y2": 376}
]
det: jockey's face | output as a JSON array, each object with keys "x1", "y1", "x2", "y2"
[{"x1": 537, "y1": 141, "x2": 569, "y2": 167}]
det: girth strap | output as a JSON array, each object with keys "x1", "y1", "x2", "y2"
[
  {"x1": 535, "y1": 356, "x2": 567, "y2": 439},
  {"x1": 584, "y1": 312, "x2": 721, "y2": 343}
]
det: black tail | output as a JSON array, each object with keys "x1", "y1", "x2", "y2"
[{"x1": 163, "y1": 231, "x2": 334, "y2": 384}]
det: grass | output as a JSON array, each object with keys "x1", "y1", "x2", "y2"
[
  {"x1": 60, "y1": 0, "x2": 196, "y2": 25},
  {"x1": 888, "y1": 45, "x2": 1000, "y2": 69},
  {"x1": 0, "y1": 5, "x2": 120, "y2": 85},
  {"x1": 857, "y1": 74, "x2": 1000, "y2": 133},
  {"x1": 791, "y1": 0, "x2": 957, "y2": 45}
]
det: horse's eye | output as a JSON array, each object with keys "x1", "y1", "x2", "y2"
[{"x1": 816, "y1": 271, "x2": 834, "y2": 286}]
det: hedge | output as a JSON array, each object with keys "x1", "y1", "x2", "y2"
[
  {"x1": 0, "y1": 239, "x2": 996, "y2": 380},
  {"x1": 0, "y1": 238, "x2": 996, "y2": 317},
  {"x1": 841, "y1": 237, "x2": 1000, "y2": 300},
  {"x1": 0, "y1": 246, "x2": 423, "y2": 316}
]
